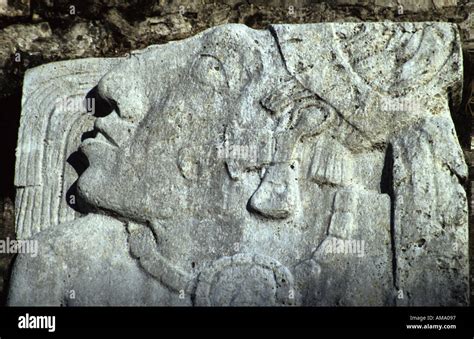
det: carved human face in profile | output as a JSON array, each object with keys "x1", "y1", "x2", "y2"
[
  {"x1": 77, "y1": 25, "x2": 283, "y2": 224},
  {"x1": 76, "y1": 24, "x2": 344, "y2": 277}
]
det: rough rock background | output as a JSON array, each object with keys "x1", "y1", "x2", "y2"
[{"x1": 0, "y1": 0, "x2": 473, "y2": 305}]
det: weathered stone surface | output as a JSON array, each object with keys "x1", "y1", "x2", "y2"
[
  {"x1": 0, "y1": 0, "x2": 29, "y2": 17},
  {"x1": 13, "y1": 57, "x2": 123, "y2": 237},
  {"x1": 8, "y1": 22, "x2": 468, "y2": 306}
]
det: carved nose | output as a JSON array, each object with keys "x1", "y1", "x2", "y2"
[
  {"x1": 249, "y1": 162, "x2": 299, "y2": 219},
  {"x1": 97, "y1": 60, "x2": 150, "y2": 124}
]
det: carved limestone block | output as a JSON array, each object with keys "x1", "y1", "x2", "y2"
[{"x1": 8, "y1": 23, "x2": 468, "y2": 306}]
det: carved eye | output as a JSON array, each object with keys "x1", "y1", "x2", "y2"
[{"x1": 192, "y1": 54, "x2": 227, "y2": 90}]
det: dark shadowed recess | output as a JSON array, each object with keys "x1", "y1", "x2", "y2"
[{"x1": 0, "y1": 89, "x2": 21, "y2": 306}]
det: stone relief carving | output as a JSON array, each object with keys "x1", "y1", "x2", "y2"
[{"x1": 8, "y1": 23, "x2": 468, "y2": 306}]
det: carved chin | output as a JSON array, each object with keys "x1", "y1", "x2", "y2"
[
  {"x1": 76, "y1": 168, "x2": 103, "y2": 210},
  {"x1": 76, "y1": 158, "x2": 117, "y2": 210},
  {"x1": 76, "y1": 138, "x2": 119, "y2": 207},
  {"x1": 76, "y1": 164, "x2": 145, "y2": 221}
]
